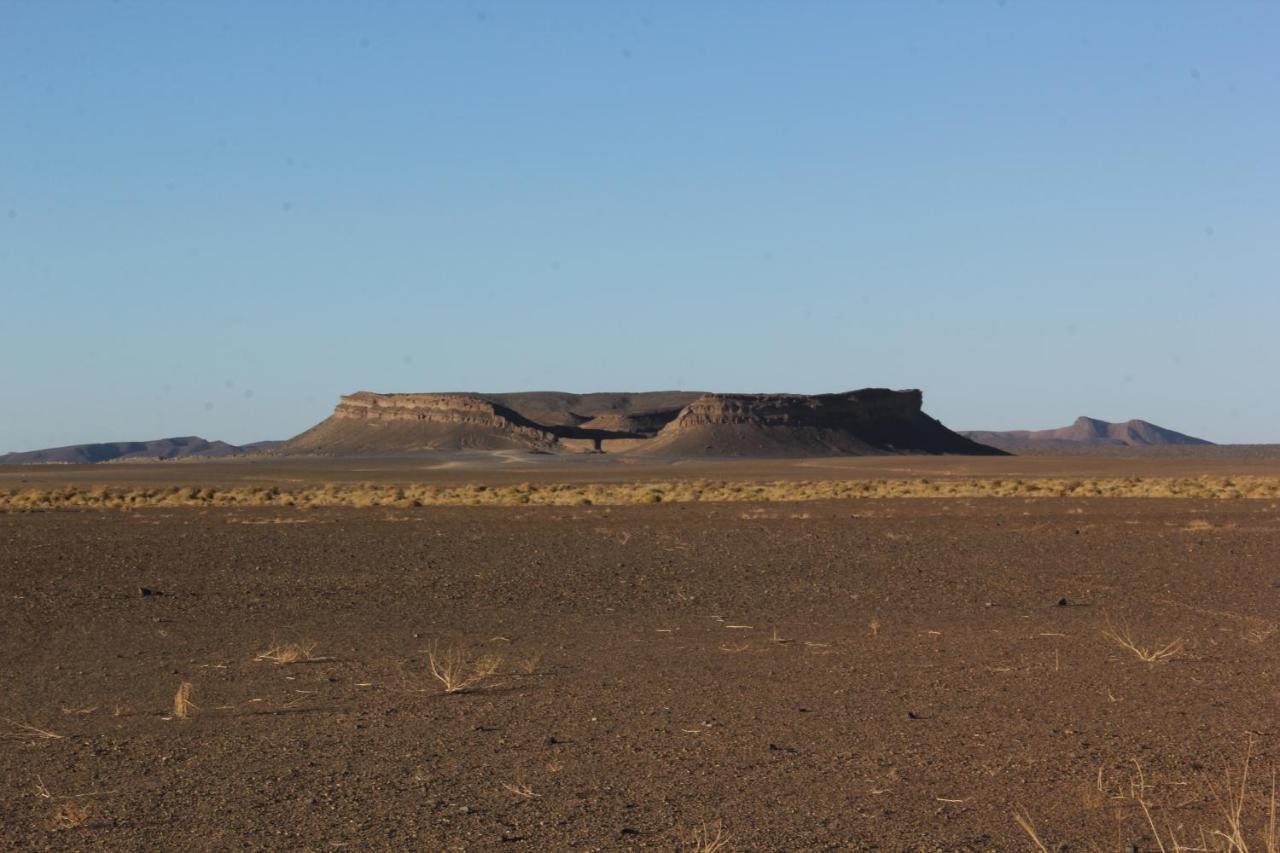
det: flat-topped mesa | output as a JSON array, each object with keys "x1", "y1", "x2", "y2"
[
  {"x1": 281, "y1": 387, "x2": 1003, "y2": 457},
  {"x1": 285, "y1": 392, "x2": 556, "y2": 454}
]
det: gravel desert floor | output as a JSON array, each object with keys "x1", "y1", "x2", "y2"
[{"x1": 3, "y1": 462, "x2": 1280, "y2": 850}]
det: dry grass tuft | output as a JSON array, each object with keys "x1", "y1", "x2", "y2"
[
  {"x1": 1013, "y1": 808, "x2": 1049, "y2": 852},
  {"x1": 427, "y1": 643, "x2": 502, "y2": 694},
  {"x1": 254, "y1": 641, "x2": 322, "y2": 665},
  {"x1": 1207, "y1": 743, "x2": 1279, "y2": 853},
  {"x1": 0, "y1": 716, "x2": 63, "y2": 742},
  {"x1": 501, "y1": 779, "x2": 540, "y2": 800},
  {"x1": 516, "y1": 651, "x2": 543, "y2": 675},
  {"x1": 868, "y1": 618, "x2": 881, "y2": 638},
  {"x1": 172, "y1": 682, "x2": 196, "y2": 719},
  {"x1": 1102, "y1": 621, "x2": 1185, "y2": 664},
  {"x1": 1246, "y1": 623, "x2": 1278, "y2": 645},
  {"x1": 50, "y1": 801, "x2": 91, "y2": 831},
  {"x1": 687, "y1": 820, "x2": 733, "y2": 852},
  {"x1": 1018, "y1": 745, "x2": 1279, "y2": 852}
]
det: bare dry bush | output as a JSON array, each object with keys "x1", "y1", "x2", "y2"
[
  {"x1": 686, "y1": 820, "x2": 733, "y2": 852},
  {"x1": 427, "y1": 643, "x2": 502, "y2": 694}
]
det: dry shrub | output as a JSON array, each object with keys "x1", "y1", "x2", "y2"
[
  {"x1": 687, "y1": 821, "x2": 733, "y2": 852},
  {"x1": 427, "y1": 643, "x2": 502, "y2": 694}
]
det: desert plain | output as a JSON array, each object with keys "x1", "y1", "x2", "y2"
[{"x1": 3, "y1": 455, "x2": 1280, "y2": 850}]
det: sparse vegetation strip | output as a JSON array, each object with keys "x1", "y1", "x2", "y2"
[{"x1": 2, "y1": 475, "x2": 1279, "y2": 511}]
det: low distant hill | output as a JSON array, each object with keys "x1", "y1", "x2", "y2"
[
  {"x1": 280, "y1": 388, "x2": 1005, "y2": 458},
  {"x1": 963, "y1": 417, "x2": 1212, "y2": 454},
  {"x1": 0, "y1": 436, "x2": 281, "y2": 465}
]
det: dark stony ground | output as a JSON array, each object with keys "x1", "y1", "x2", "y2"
[{"x1": 2, "y1": 497, "x2": 1279, "y2": 850}]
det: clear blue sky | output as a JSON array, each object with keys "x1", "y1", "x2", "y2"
[{"x1": 2, "y1": 1, "x2": 1277, "y2": 451}]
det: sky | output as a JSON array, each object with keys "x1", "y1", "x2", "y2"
[{"x1": 1, "y1": 1, "x2": 1277, "y2": 451}]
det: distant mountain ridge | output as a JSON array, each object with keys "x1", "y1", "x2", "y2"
[
  {"x1": 0, "y1": 437, "x2": 281, "y2": 465},
  {"x1": 963, "y1": 417, "x2": 1212, "y2": 454}
]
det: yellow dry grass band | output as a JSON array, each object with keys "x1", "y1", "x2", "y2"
[{"x1": 2, "y1": 476, "x2": 1279, "y2": 511}]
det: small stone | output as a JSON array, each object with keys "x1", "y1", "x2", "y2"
[{"x1": 1056, "y1": 597, "x2": 1069, "y2": 607}]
